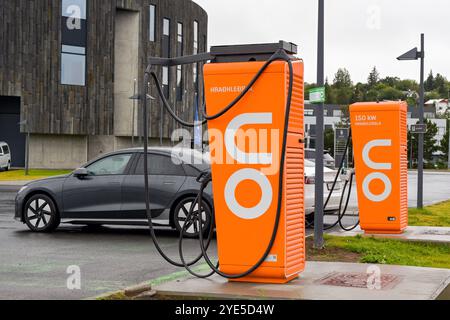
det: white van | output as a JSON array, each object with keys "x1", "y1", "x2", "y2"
[{"x1": 0, "y1": 142, "x2": 11, "y2": 171}]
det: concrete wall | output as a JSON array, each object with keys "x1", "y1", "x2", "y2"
[
  {"x1": 29, "y1": 135, "x2": 88, "y2": 169},
  {"x1": 114, "y1": 10, "x2": 140, "y2": 138},
  {"x1": 87, "y1": 135, "x2": 116, "y2": 161}
]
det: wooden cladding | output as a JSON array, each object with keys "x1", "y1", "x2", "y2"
[{"x1": 0, "y1": 0, "x2": 208, "y2": 138}]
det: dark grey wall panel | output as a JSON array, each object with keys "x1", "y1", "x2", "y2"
[{"x1": 0, "y1": 0, "x2": 208, "y2": 139}]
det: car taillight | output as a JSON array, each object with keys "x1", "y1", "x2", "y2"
[{"x1": 305, "y1": 176, "x2": 315, "y2": 185}]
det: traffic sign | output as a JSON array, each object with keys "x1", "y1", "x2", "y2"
[
  {"x1": 411, "y1": 124, "x2": 427, "y2": 134},
  {"x1": 309, "y1": 87, "x2": 326, "y2": 104}
]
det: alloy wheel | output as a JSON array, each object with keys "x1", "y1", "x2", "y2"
[
  {"x1": 24, "y1": 196, "x2": 58, "y2": 232},
  {"x1": 174, "y1": 199, "x2": 211, "y2": 238}
]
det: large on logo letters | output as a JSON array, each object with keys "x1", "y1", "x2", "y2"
[
  {"x1": 362, "y1": 139, "x2": 393, "y2": 202},
  {"x1": 224, "y1": 113, "x2": 273, "y2": 220}
]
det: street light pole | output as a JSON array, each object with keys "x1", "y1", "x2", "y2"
[
  {"x1": 132, "y1": 79, "x2": 137, "y2": 148},
  {"x1": 397, "y1": 33, "x2": 425, "y2": 209},
  {"x1": 447, "y1": 91, "x2": 450, "y2": 170},
  {"x1": 418, "y1": 34, "x2": 425, "y2": 209},
  {"x1": 314, "y1": 0, "x2": 325, "y2": 249},
  {"x1": 447, "y1": 118, "x2": 450, "y2": 170}
]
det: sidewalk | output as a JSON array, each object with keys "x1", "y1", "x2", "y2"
[
  {"x1": 153, "y1": 262, "x2": 450, "y2": 300},
  {"x1": 327, "y1": 226, "x2": 450, "y2": 244}
]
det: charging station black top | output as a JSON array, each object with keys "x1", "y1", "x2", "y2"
[{"x1": 210, "y1": 41, "x2": 298, "y2": 63}]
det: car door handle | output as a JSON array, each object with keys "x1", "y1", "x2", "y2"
[{"x1": 164, "y1": 181, "x2": 176, "y2": 185}]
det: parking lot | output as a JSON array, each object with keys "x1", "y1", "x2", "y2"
[{"x1": 0, "y1": 172, "x2": 449, "y2": 300}]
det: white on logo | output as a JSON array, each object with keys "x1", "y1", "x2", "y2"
[
  {"x1": 66, "y1": 265, "x2": 81, "y2": 290},
  {"x1": 367, "y1": 265, "x2": 382, "y2": 290},
  {"x1": 224, "y1": 113, "x2": 274, "y2": 220},
  {"x1": 362, "y1": 139, "x2": 392, "y2": 202},
  {"x1": 366, "y1": 5, "x2": 381, "y2": 30},
  {"x1": 225, "y1": 113, "x2": 272, "y2": 165},
  {"x1": 225, "y1": 169, "x2": 273, "y2": 220},
  {"x1": 66, "y1": 5, "x2": 82, "y2": 30}
]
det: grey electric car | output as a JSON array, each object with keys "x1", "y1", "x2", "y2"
[{"x1": 15, "y1": 148, "x2": 213, "y2": 237}]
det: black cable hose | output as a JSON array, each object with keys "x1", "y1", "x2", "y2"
[
  {"x1": 338, "y1": 172, "x2": 360, "y2": 232},
  {"x1": 305, "y1": 130, "x2": 351, "y2": 230},
  {"x1": 142, "y1": 49, "x2": 295, "y2": 279},
  {"x1": 194, "y1": 55, "x2": 295, "y2": 279},
  {"x1": 142, "y1": 67, "x2": 214, "y2": 269}
]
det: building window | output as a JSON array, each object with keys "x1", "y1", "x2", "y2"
[
  {"x1": 193, "y1": 21, "x2": 199, "y2": 54},
  {"x1": 163, "y1": 18, "x2": 170, "y2": 37},
  {"x1": 162, "y1": 18, "x2": 171, "y2": 98},
  {"x1": 193, "y1": 21, "x2": 199, "y2": 86},
  {"x1": 333, "y1": 110, "x2": 342, "y2": 117},
  {"x1": 149, "y1": 5, "x2": 156, "y2": 42},
  {"x1": 61, "y1": 0, "x2": 87, "y2": 86},
  {"x1": 176, "y1": 23, "x2": 184, "y2": 101}
]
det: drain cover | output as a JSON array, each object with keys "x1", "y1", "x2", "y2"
[
  {"x1": 421, "y1": 230, "x2": 450, "y2": 236},
  {"x1": 318, "y1": 272, "x2": 400, "y2": 289}
]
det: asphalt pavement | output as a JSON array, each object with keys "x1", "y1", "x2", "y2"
[
  {"x1": 0, "y1": 186, "x2": 218, "y2": 300},
  {"x1": 0, "y1": 171, "x2": 449, "y2": 300}
]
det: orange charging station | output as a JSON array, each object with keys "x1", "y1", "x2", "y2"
[
  {"x1": 350, "y1": 102, "x2": 408, "y2": 234},
  {"x1": 204, "y1": 53, "x2": 305, "y2": 283}
]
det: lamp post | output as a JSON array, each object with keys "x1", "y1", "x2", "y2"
[
  {"x1": 131, "y1": 79, "x2": 137, "y2": 147},
  {"x1": 314, "y1": 0, "x2": 325, "y2": 249},
  {"x1": 397, "y1": 34, "x2": 425, "y2": 209},
  {"x1": 18, "y1": 120, "x2": 30, "y2": 176}
]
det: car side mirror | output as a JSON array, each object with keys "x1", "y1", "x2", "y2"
[{"x1": 73, "y1": 168, "x2": 89, "y2": 179}]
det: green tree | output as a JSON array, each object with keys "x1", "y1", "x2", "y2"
[
  {"x1": 378, "y1": 85, "x2": 404, "y2": 101},
  {"x1": 367, "y1": 66, "x2": 380, "y2": 88},
  {"x1": 408, "y1": 119, "x2": 440, "y2": 167},
  {"x1": 434, "y1": 73, "x2": 447, "y2": 96},
  {"x1": 380, "y1": 76, "x2": 401, "y2": 88},
  {"x1": 397, "y1": 79, "x2": 419, "y2": 92},
  {"x1": 425, "y1": 70, "x2": 434, "y2": 92},
  {"x1": 324, "y1": 128, "x2": 335, "y2": 156},
  {"x1": 333, "y1": 68, "x2": 353, "y2": 89},
  {"x1": 352, "y1": 82, "x2": 367, "y2": 103},
  {"x1": 324, "y1": 79, "x2": 333, "y2": 104},
  {"x1": 441, "y1": 120, "x2": 449, "y2": 160},
  {"x1": 425, "y1": 91, "x2": 440, "y2": 101}
]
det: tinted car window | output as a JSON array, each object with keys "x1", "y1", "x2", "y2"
[
  {"x1": 135, "y1": 154, "x2": 185, "y2": 176},
  {"x1": 2, "y1": 146, "x2": 9, "y2": 155},
  {"x1": 87, "y1": 154, "x2": 132, "y2": 176}
]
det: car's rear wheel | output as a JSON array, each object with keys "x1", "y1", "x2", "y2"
[
  {"x1": 23, "y1": 194, "x2": 60, "y2": 233},
  {"x1": 173, "y1": 197, "x2": 212, "y2": 239}
]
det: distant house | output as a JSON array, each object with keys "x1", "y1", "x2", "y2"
[
  {"x1": 408, "y1": 105, "x2": 437, "y2": 119},
  {"x1": 425, "y1": 99, "x2": 449, "y2": 116},
  {"x1": 303, "y1": 103, "x2": 447, "y2": 150}
]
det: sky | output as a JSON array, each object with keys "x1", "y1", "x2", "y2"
[{"x1": 195, "y1": 0, "x2": 450, "y2": 85}]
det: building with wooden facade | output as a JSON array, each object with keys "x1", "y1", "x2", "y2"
[{"x1": 0, "y1": 0, "x2": 208, "y2": 168}]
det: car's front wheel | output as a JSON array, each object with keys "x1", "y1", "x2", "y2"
[
  {"x1": 172, "y1": 197, "x2": 212, "y2": 239},
  {"x1": 23, "y1": 194, "x2": 60, "y2": 233}
]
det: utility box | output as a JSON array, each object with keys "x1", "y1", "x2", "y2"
[
  {"x1": 350, "y1": 102, "x2": 408, "y2": 234},
  {"x1": 204, "y1": 44, "x2": 305, "y2": 284}
]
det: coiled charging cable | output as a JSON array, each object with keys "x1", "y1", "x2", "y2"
[{"x1": 142, "y1": 49, "x2": 295, "y2": 279}]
